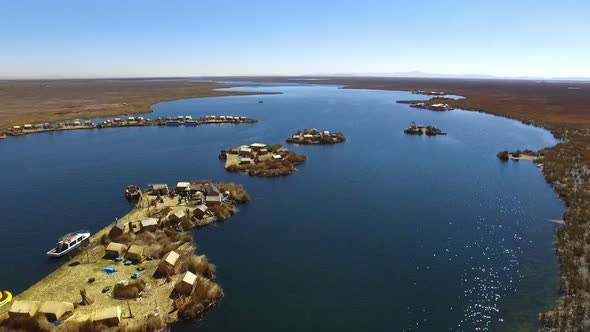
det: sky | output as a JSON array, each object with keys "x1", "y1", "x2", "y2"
[{"x1": 0, "y1": 0, "x2": 589, "y2": 79}]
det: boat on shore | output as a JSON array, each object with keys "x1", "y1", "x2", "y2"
[
  {"x1": 125, "y1": 184, "x2": 142, "y2": 199},
  {"x1": 46, "y1": 231, "x2": 91, "y2": 258},
  {"x1": 0, "y1": 291, "x2": 12, "y2": 307}
]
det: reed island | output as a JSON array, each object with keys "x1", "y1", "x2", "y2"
[
  {"x1": 286, "y1": 128, "x2": 346, "y2": 145},
  {"x1": 396, "y1": 97, "x2": 455, "y2": 111},
  {"x1": 496, "y1": 149, "x2": 541, "y2": 162},
  {"x1": 2, "y1": 115, "x2": 257, "y2": 140},
  {"x1": 220, "y1": 143, "x2": 306, "y2": 177},
  {"x1": 404, "y1": 124, "x2": 446, "y2": 136},
  {"x1": 0, "y1": 180, "x2": 249, "y2": 332}
]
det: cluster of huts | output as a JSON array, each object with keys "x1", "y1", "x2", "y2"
[
  {"x1": 7, "y1": 300, "x2": 122, "y2": 327},
  {"x1": 199, "y1": 115, "x2": 252, "y2": 123},
  {"x1": 286, "y1": 128, "x2": 346, "y2": 144},
  {"x1": 107, "y1": 182, "x2": 226, "y2": 260},
  {"x1": 410, "y1": 102, "x2": 453, "y2": 111},
  {"x1": 403, "y1": 124, "x2": 446, "y2": 136},
  {"x1": 4, "y1": 114, "x2": 258, "y2": 136},
  {"x1": 412, "y1": 90, "x2": 446, "y2": 96},
  {"x1": 8, "y1": 120, "x2": 95, "y2": 134},
  {"x1": 221, "y1": 143, "x2": 289, "y2": 166}
]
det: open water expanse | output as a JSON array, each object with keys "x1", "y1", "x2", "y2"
[{"x1": 0, "y1": 83, "x2": 564, "y2": 331}]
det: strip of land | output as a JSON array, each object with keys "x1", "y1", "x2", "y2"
[{"x1": 0, "y1": 79, "x2": 272, "y2": 130}]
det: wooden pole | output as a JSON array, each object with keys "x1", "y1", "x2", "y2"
[{"x1": 127, "y1": 300, "x2": 134, "y2": 318}]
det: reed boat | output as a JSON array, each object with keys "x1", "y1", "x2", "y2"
[{"x1": 126, "y1": 184, "x2": 142, "y2": 199}]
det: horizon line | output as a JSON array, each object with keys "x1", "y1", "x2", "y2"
[{"x1": 1, "y1": 73, "x2": 590, "y2": 83}]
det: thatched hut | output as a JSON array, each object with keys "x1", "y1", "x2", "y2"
[
  {"x1": 175, "y1": 271, "x2": 197, "y2": 294},
  {"x1": 158, "y1": 250, "x2": 180, "y2": 275},
  {"x1": 140, "y1": 218, "x2": 158, "y2": 232},
  {"x1": 204, "y1": 183, "x2": 221, "y2": 196},
  {"x1": 8, "y1": 301, "x2": 40, "y2": 318},
  {"x1": 239, "y1": 157, "x2": 253, "y2": 165},
  {"x1": 130, "y1": 221, "x2": 142, "y2": 233},
  {"x1": 205, "y1": 195, "x2": 221, "y2": 206},
  {"x1": 170, "y1": 210, "x2": 187, "y2": 224},
  {"x1": 38, "y1": 301, "x2": 74, "y2": 321},
  {"x1": 127, "y1": 244, "x2": 145, "y2": 262},
  {"x1": 105, "y1": 242, "x2": 128, "y2": 259},
  {"x1": 109, "y1": 222, "x2": 127, "y2": 238},
  {"x1": 189, "y1": 183, "x2": 205, "y2": 194},
  {"x1": 250, "y1": 143, "x2": 267, "y2": 151},
  {"x1": 238, "y1": 147, "x2": 252, "y2": 156},
  {"x1": 148, "y1": 184, "x2": 169, "y2": 195},
  {"x1": 194, "y1": 204, "x2": 209, "y2": 219},
  {"x1": 92, "y1": 306, "x2": 121, "y2": 327},
  {"x1": 176, "y1": 182, "x2": 190, "y2": 193}
]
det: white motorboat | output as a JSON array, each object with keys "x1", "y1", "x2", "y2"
[{"x1": 46, "y1": 231, "x2": 91, "y2": 258}]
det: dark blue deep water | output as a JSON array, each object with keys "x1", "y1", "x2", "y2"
[{"x1": 0, "y1": 84, "x2": 564, "y2": 331}]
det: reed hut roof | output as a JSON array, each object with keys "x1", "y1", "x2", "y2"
[
  {"x1": 105, "y1": 242, "x2": 128, "y2": 256},
  {"x1": 162, "y1": 250, "x2": 180, "y2": 267},
  {"x1": 39, "y1": 301, "x2": 74, "y2": 321},
  {"x1": 141, "y1": 218, "x2": 158, "y2": 228},
  {"x1": 127, "y1": 244, "x2": 145, "y2": 261},
  {"x1": 8, "y1": 301, "x2": 40, "y2": 318},
  {"x1": 93, "y1": 306, "x2": 121, "y2": 326}
]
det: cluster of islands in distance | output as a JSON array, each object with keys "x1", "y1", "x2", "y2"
[{"x1": 0, "y1": 77, "x2": 588, "y2": 332}]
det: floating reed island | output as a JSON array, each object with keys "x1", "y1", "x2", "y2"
[
  {"x1": 0, "y1": 180, "x2": 249, "y2": 332},
  {"x1": 396, "y1": 97, "x2": 455, "y2": 111},
  {"x1": 496, "y1": 149, "x2": 542, "y2": 162},
  {"x1": 2, "y1": 115, "x2": 257, "y2": 139},
  {"x1": 286, "y1": 128, "x2": 346, "y2": 145},
  {"x1": 412, "y1": 90, "x2": 447, "y2": 96},
  {"x1": 404, "y1": 124, "x2": 446, "y2": 136},
  {"x1": 219, "y1": 143, "x2": 306, "y2": 177}
]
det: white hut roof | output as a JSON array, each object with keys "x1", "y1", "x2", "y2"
[
  {"x1": 163, "y1": 251, "x2": 180, "y2": 267},
  {"x1": 141, "y1": 218, "x2": 158, "y2": 227},
  {"x1": 176, "y1": 182, "x2": 190, "y2": 189},
  {"x1": 173, "y1": 210, "x2": 186, "y2": 219},
  {"x1": 181, "y1": 271, "x2": 197, "y2": 285}
]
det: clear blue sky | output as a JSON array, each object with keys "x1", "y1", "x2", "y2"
[{"x1": 1, "y1": 0, "x2": 588, "y2": 78}]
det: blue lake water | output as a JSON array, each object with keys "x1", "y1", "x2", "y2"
[{"x1": 0, "y1": 84, "x2": 563, "y2": 331}]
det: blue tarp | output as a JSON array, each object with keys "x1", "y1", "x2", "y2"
[{"x1": 102, "y1": 267, "x2": 117, "y2": 275}]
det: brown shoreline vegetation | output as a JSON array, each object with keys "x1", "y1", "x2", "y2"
[
  {"x1": 0, "y1": 180, "x2": 249, "y2": 331},
  {"x1": 285, "y1": 128, "x2": 346, "y2": 145},
  {"x1": 0, "y1": 79, "x2": 273, "y2": 130},
  {"x1": 220, "y1": 143, "x2": 306, "y2": 177},
  {"x1": 235, "y1": 76, "x2": 590, "y2": 331}
]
